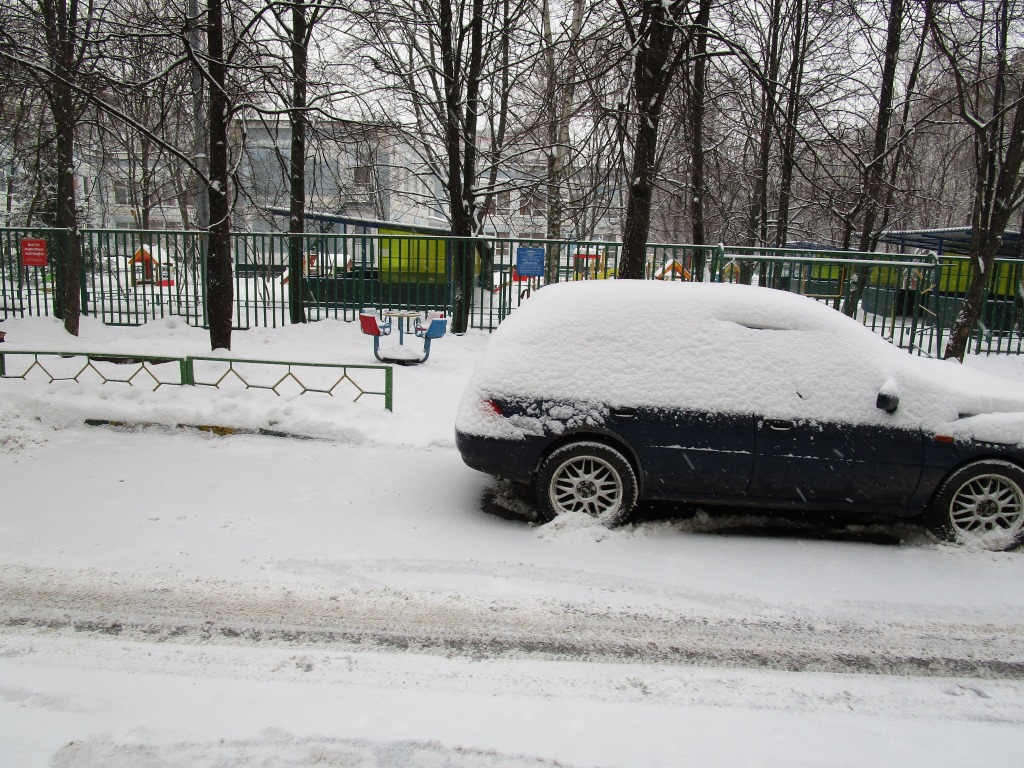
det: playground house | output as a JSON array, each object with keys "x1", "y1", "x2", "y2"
[{"x1": 129, "y1": 245, "x2": 174, "y2": 287}]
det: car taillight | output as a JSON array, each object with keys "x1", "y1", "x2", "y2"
[{"x1": 482, "y1": 398, "x2": 504, "y2": 416}]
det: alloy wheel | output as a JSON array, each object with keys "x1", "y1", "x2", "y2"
[
  {"x1": 549, "y1": 455, "x2": 624, "y2": 519},
  {"x1": 949, "y1": 473, "x2": 1024, "y2": 542}
]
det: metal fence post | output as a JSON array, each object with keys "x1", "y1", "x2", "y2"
[
  {"x1": 50, "y1": 229, "x2": 65, "y2": 320},
  {"x1": 77, "y1": 228, "x2": 89, "y2": 318},
  {"x1": 710, "y1": 243, "x2": 725, "y2": 281},
  {"x1": 924, "y1": 252, "x2": 941, "y2": 355}
]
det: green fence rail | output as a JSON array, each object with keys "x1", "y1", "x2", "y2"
[
  {"x1": 0, "y1": 349, "x2": 393, "y2": 410},
  {"x1": 2, "y1": 227, "x2": 1022, "y2": 356}
]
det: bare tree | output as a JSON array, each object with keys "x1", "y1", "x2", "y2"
[
  {"x1": 285, "y1": 0, "x2": 313, "y2": 324},
  {"x1": 344, "y1": 0, "x2": 532, "y2": 332},
  {"x1": 928, "y1": 0, "x2": 1024, "y2": 360},
  {"x1": 203, "y1": 0, "x2": 233, "y2": 349},
  {"x1": 617, "y1": 0, "x2": 699, "y2": 280},
  {"x1": 2, "y1": 0, "x2": 261, "y2": 349},
  {"x1": 744, "y1": 0, "x2": 784, "y2": 256},
  {"x1": 841, "y1": 0, "x2": 910, "y2": 315},
  {"x1": 772, "y1": 0, "x2": 809, "y2": 248},
  {"x1": 541, "y1": 0, "x2": 584, "y2": 249},
  {"x1": 687, "y1": 0, "x2": 713, "y2": 258},
  {"x1": 95, "y1": 10, "x2": 194, "y2": 230},
  {"x1": 1, "y1": 0, "x2": 107, "y2": 335}
]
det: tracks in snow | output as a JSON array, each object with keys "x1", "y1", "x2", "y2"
[{"x1": 1, "y1": 564, "x2": 1021, "y2": 679}]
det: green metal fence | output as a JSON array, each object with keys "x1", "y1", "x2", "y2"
[
  {"x1": 0, "y1": 348, "x2": 393, "y2": 410},
  {"x1": 930, "y1": 255, "x2": 1024, "y2": 355},
  {"x1": 0, "y1": 227, "x2": 65, "y2": 319},
  {"x1": 712, "y1": 248, "x2": 946, "y2": 355},
  {"x1": 2, "y1": 226, "x2": 1022, "y2": 356}
]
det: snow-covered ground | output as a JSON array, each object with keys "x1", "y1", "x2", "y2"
[{"x1": 1, "y1": 310, "x2": 1024, "y2": 768}]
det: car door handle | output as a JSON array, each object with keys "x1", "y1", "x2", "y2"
[
  {"x1": 764, "y1": 419, "x2": 794, "y2": 431},
  {"x1": 611, "y1": 407, "x2": 637, "y2": 419}
]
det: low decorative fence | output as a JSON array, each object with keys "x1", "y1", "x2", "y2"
[
  {"x1": 0, "y1": 349, "x2": 394, "y2": 410},
  {"x1": 2, "y1": 227, "x2": 1021, "y2": 356}
]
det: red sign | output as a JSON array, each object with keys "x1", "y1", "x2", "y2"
[{"x1": 21, "y1": 238, "x2": 48, "y2": 267}]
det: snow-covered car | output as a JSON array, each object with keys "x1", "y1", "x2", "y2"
[{"x1": 455, "y1": 280, "x2": 1024, "y2": 550}]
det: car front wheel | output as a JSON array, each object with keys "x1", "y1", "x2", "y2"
[
  {"x1": 536, "y1": 442, "x2": 638, "y2": 525},
  {"x1": 928, "y1": 459, "x2": 1024, "y2": 551}
]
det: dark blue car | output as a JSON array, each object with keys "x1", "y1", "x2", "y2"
[{"x1": 455, "y1": 281, "x2": 1024, "y2": 550}]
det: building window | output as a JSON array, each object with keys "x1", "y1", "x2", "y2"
[
  {"x1": 351, "y1": 143, "x2": 375, "y2": 189},
  {"x1": 114, "y1": 184, "x2": 128, "y2": 205},
  {"x1": 484, "y1": 190, "x2": 511, "y2": 215},
  {"x1": 520, "y1": 189, "x2": 545, "y2": 217},
  {"x1": 310, "y1": 156, "x2": 340, "y2": 195},
  {"x1": 353, "y1": 164, "x2": 373, "y2": 188},
  {"x1": 495, "y1": 231, "x2": 510, "y2": 259}
]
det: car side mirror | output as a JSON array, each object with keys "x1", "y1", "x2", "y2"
[{"x1": 876, "y1": 391, "x2": 899, "y2": 414}]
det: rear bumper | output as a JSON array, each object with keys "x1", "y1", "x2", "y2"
[{"x1": 455, "y1": 430, "x2": 548, "y2": 485}]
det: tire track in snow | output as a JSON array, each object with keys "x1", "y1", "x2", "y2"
[{"x1": 1, "y1": 564, "x2": 1022, "y2": 679}]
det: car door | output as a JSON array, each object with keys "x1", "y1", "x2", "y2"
[
  {"x1": 732, "y1": 319, "x2": 926, "y2": 511},
  {"x1": 747, "y1": 416, "x2": 923, "y2": 510},
  {"x1": 606, "y1": 407, "x2": 757, "y2": 500}
]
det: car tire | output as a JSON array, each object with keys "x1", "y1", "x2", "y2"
[
  {"x1": 535, "y1": 442, "x2": 638, "y2": 525},
  {"x1": 927, "y1": 459, "x2": 1024, "y2": 551}
]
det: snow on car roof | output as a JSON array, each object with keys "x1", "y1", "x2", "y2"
[{"x1": 457, "y1": 280, "x2": 1024, "y2": 440}]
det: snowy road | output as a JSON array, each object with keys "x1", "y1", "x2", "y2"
[
  {"x1": 3, "y1": 560, "x2": 1023, "y2": 679},
  {"x1": 3, "y1": 427, "x2": 1024, "y2": 766}
]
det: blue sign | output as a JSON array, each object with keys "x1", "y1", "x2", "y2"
[{"x1": 516, "y1": 246, "x2": 545, "y2": 277}]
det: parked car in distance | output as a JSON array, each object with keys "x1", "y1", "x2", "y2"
[{"x1": 455, "y1": 280, "x2": 1024, "y2": 550}]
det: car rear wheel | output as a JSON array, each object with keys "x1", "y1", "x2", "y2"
[
  {"x1": 536, "y1": 442, "x2": 638, "y2": 525},
  {"x1": 928, "y1": 460, "x2": 1024, "y2": 551}
]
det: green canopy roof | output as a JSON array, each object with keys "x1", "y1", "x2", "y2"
[
  {"x1": 266, "y1": 207, "x2": 452, "y2": 237},
  {"x1": 880, "y1": 228, "x2": 1022, "y2": 259}
]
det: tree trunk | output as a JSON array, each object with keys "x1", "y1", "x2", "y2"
[
  {"x1": 542, "y1": 0, "x2": 584, "y2": 278},
  {"x1": 618, "y1": 2, "x2": 684, "y2": 280},
  {"x1": 288, "y1": 0, "x2": 308, "y2": 325},
  {"x1": 189, "y1": 0, "x2": 209, "y2": 230},
  {"x1": 439, "y1": 0, "x2": 484, "y2": 333},
  {"x1": 206, "y1": 0, "x2": 233, "y2": 350},
  {"x1": 473, "y1": 0, "x2": 512, "y2": 290},
  {"x1": 922, "y1": 0, "x2": 1024, "y2": 360},
  {"x1": 140, "y1": 136, "x2": 152, "y2": 230},
  {"x1": 618, "y1": 117, "x2": 660, "y2": 279},
  {"x1": 542, "y1": 0, "x2": 559, "y2": 248},
  {"x1": 944, "y1": 99, "x2": 1024, "y2": 360},
  {"x1": 746, "y1": 0, "x2": 783, "y2": 249},
  {"x1": 54, "y1": 83, "x2": 81, "y2": 335},
  {"x1": 844, "y1": 0, "x2": 903, "y2": 317},
  {"x1": 774, "y1": 0, "x2": 808, "y2": 249},
  {"x1": 688, "y1": 0, "x2": 712, "y2": 279},
  {"x1": 738, "y1": 0, "x2": 782, "y2": 286},
  {"x1": 42, "y1": 0, "x2": 83, "y2": 336}
]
